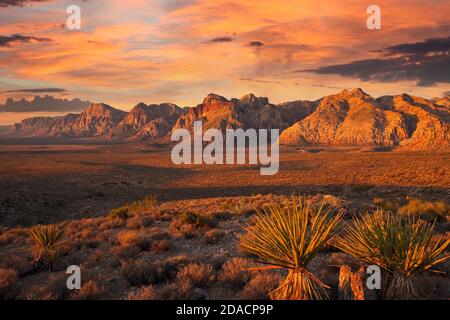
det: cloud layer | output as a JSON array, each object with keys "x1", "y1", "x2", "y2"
[{"x1": 0, "y1": 0, "x2": 449, "y2": 110}]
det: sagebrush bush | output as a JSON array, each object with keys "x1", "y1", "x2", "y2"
[
  {"x1": 120, "y1": 259, "x2": 157, "y2": 287},
  {"x1": 176, "y1": 263, "x2": 214, "y2": 287},
  {"x1": 240, "y1": 273, "x2": 281, "y2": 300},
  {"x1": 70, "y1": 280, "x2": 104, "y2": 300},
  {"x1": 128, "y1": 195, "x2": 159, "y2": 214},
  {"x1": 117, "y1": 230, "x2": 152, "y2": 251},
  {"x1": 218, "y1": 257, "x2": 252, "y2": 288},
  {"x1": 240, "y1": 197, "x2": 344, "y2": 300},
  {"x1": 127, "y1": 286, "x2": 156, "y2": 300},
  {"x1": 110, "y1": 207, "x2": 129, "y2": 219},
  {"x1": 398, "y1": 197, "x2": 449, "y2": 222},
  {"x1": 334, "y1": 210, "x2": 449, "y2": 299},
  {"x1": 204, "y1": 229, "x2": 225, "y2": 244},
  {"x1": 170, "y1": 212, "x2": 213, "y2": 238}
]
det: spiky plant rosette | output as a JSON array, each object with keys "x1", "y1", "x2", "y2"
[
  {"x1": 334, "y1": 210, "x2": 449, "y2": 299},
  {"x1": 29, "y1": 224, "x2": 66, "y2": 268},
  {"x1": 240, "y1": 197, "x2": 344, "y2": 300}
]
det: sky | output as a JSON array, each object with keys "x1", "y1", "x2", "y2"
[{"x1": 0, "y1": 0, "x2": 449, "y2": 124}]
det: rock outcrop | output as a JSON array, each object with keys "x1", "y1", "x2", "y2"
[
  {"x1": 171, "y1": 93, "x2": 317, "y2": 133},
  {"x1": 280, "y1": 89, "x2": 450, "y2": 151},
  {"x1": 110, "y1": 103, "x2": 184, "y2": 140}
]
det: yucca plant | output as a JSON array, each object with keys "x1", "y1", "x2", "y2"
[
  {"x1": 334, "y1": 210, "x2": 449, "y2": 299},
  {"x1": 29, "y1": 224, "x2": 66, "y2": 270},
  {"x1": 240, "y1": 197, "x2": 345, "y2": 300}
]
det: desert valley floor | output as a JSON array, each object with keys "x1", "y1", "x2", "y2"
[
  {"x1": 0, "y1": 141, "x2": 448, "y2": 226},
  {"x1": 0, "y1": 141, "x2": 448, "y2": 299}
]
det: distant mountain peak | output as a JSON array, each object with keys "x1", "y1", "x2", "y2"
[{"x1": 0, "y1": 95, "x2": 91, "y2": 113}]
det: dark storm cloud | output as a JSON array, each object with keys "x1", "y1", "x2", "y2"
[
  {"x1": 3, "y1": 88, "x2": 66, "y2": 94},
  {"x1": 240, "y1": 78, "x2": 281, "y2": 84},
  {"x1": 386, "y1": 36, "x2": 450, "y2": 55},
  {"x1": 297, "y1": 37, "x2": 450, "y2": 86},
  {"x1": 0, "y1": 34, "x2": 51, "y2": 47},
  {"x1": 205, "y1": 37, "x2": 233, "y2": 43},
  {"x1": 248, "y1": 41, "x2": 264, "y2": 47},
  {"x1": 0, "y1": 0, "x2": 50, "y2": 7}
]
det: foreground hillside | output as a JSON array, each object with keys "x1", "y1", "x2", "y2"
[
  {"x1": 8, "y1": 89, "x2": 450, "y2": 151},
  {"x1": 0, "y1": 193, "x2": 448, "y2": 300}
]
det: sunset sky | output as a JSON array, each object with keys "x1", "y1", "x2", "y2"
[{"x1": 0, "y1": 0, "x2": 449, "y2": 124}]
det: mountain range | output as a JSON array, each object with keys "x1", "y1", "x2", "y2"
[
  {"x1": 8, "y1": 89, "x2": 450, "y2": 150},
  {"x1": 0, "y1": 95, "x2": 91, "y2": 113}
]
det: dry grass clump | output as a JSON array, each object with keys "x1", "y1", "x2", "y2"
[
  {"x1": 222, "y1": 197, "x2": 255, "y2": 215},
  {"x1": 398, "y1": 197, "x2": 449, "y2": 222},
  {"x1": 157, "y1": 279, "x2": 194, "y2": 300},
  {"x1": 170, "y1": 212, "x2": 214, "y2": 238},
  {"x1": 70, "y1": 280, "x2": 104, "y2": 300},
  {"x1": 240, "y1": 197, "x2": 344, "y2": 300},
  {"x1": 372, "y1": 197, "x2": 397, "y2": 211},
  {"x1": 29, "y1": 224, "x2": 66, "y2": 270},
  {"x1": 111, "y1": 195, "x2": 159, "y2": 220},
  {"x1": 128, "y1": 195, "x2": 159, "y2": 214},
  {"x1": 204, "y1": 229, "x2": 225, "y2": 244},
  {"x1": 176, "y1": 263, "x2": 214, "y2": 287},
  {"x1": 334, "y1": 210, "x2": 449, "y2": 299},
  {"x1": 112, "y1": 244, "x2": 140, "y2": 260},
  {"x1": 120, "y1": 259, "x2": 157, "y2": 287},
  {"x1": 27, "y1": 272, "x2": 70, "y2": 300},
  {"x1": 117, "y1": 230, "x2": 152, "y2": 251},
  {"x1": 126, "y1": 214, "x2": 154, "y2": 229},
  {"x1": 151, "y1": 239, "x2": 170, "y2": 253},
  {"x1": 218, "y1": 257, "x2": 252, "y2": 288},
  {"x1": 121, "y1": 256, "x2": 188, "y2": 287},
  {"x1": 0, "y1": 268, "x2": 19, "y2": 300},
  {"x1": 127, "y1": 286, "x2": 156, "y2": 300},
  {"x1": 240, "y1": 272, "x2": 281, "y2": 300},
  {"x1": 110, "y1": 207, "x2": 129, "y2": 220}
]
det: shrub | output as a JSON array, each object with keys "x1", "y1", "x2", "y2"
[
  {"x1": 126, "y1": 214, "x2": 154, "y2": 229},
  {"x1": 120, "y1": 259, "x2": 157, "y2": 287},
  {"x1": 117, "y1": 231, "x2": 152, "y2": 251},
  {"x1": 29, "y1": 224, "x2": 65, "y2": 270},
  {"x1": 151, "y1": 240, "x2": 170, "y2": 253},
  {"x1": 29, "y1": 272, "x2": 69, "y2": 300},
  {"x1": 0, "y1": 268, "x2": 19, "y2": 300},
  {"x1": 176, "y1": 263, "x2": 214, "y2": 287},
  {"x1": 127, "y1": 286, "x2": 156, "y2": 300},
  {"x1": 398, "y1": 198, "x2": 449, "y2": 222},
  {"x1": 240, "y1": 197, "x2": 344, "y2": 300},
  {"x1": 157, "y1": 280, "x2": 194, "y2": 300},
  {"x1": 70, "y1": 280, "x2": 104, "y2": 300},
  {"x1": 128, "y1": 195, "x2": 159, "y2": 214},
  {"x1": 334, "y1": 210, "x2": 449, "y2": 299},
  {"x1": 240, "y1": 273, "x2": 281, "y2": 300},
  {"x1": 204, "y1": 229, "x2": 225, "y2": 244},
  {"x1": 218, "y1": 257, "x2": 252, "y2": 288},
  {"x1": 223, "y1": 197, "x2": 254, "y2": 215},
  {"x1": 110, "y1": 207, "x2": 129, "y2": 219},
  {"x1": 170, "y1": 212, "x2": 213, "y2": 238}
]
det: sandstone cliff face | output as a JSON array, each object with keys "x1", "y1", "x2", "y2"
[
  {"x1": 110, "y1": 103, "x2": 184, "y2": 140},
  {"x1": 10, "y1": 90, "x2": 450, "y2": 151},
  {"x1": 280, "y1": 89, "x2": 450, "y2": 151},
  {"x1": 171, "y1": 93, "x2": 317, "y2": 133}
]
